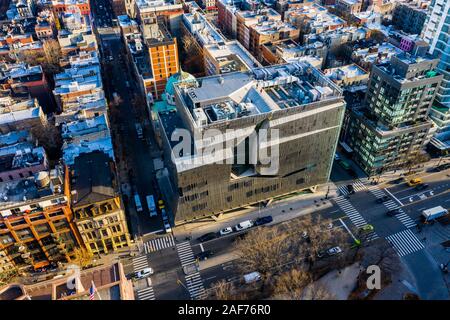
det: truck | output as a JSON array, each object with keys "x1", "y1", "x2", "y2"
[
  {"x1": 135, "y1": 123, "x2": 143, "y2": 139},
  {"x1": 422, "y1": 206, "x2": 448, "y2": 222},
  {"x1": 146, "y1": 195, "x2": 157, "y2": 217},
  {"x1": 134, "y1": 194, "x2": 143, "y2": 212}
]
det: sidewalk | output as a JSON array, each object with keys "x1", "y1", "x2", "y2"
[
  {"x1": 172, "y1": 182, "x2": 340, "y2": 241},
  {"x1": 198, "y1": 252, "x2": 239, "y2": 271},
  {"x1": 366, "y1": 157, "x2": 450, "y2": 187}
]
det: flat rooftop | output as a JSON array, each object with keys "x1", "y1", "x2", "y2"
[
  {"x1": 324, "y1": 64, "x2": 369, "y2": 79},
  {"x1": 205, "y1": 40, "x2": 261, "y2": 72},
  {"x1": 175, "y1": 63, "x2": 342, "y2": 128},
  {"x1": 286, "y1": 3, "x2": 346, "y2": 27}
]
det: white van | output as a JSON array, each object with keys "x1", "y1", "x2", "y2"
[
  {"x1": 244, "y1": 272, "x2": 261, "y2": 284},
  {"x1": 234, "y1": 220, "x2": 253, "y2": 231},
  {"x1": 134, "y1": 194, "x2": 143, "y2": 212}
]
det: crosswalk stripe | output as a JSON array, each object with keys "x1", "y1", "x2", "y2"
[
  {"x1": 177, "y1": 243, "x2": 206, "y2": 300},
  {"x1": 132, "y1": 255, "x2": 149, "y2": 272},
  {"x1": 137, "y1": 287, "x2": 155, "y2": 300},
  {"x1": 142, "y1": 235, "x2": 176, "y2": 253},
  {"x1": 386, "y1": 229, "x2": 424, "y2": 257}
]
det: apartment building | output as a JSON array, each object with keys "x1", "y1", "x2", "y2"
[
  {"x1": 70, "y1": 151, "x2": 130, "y2": 255},
  {"x1": 0, "y1": 63, "x2": 53, "y2": 113},
  {"x1": 157, "y1": 62, "x2": 345, "y2": 224},
  {"x1": 146, "y1": 20, "x2": 179, "y2": 100},
  {"x1": 0, "y1": 262, "x2": 134, "y2": 300},
  {"x1": 53, "y1": 51, "x2": 106, "y2": 114},
  {"x1": 134, "y1": 0, "x2": 184, "y2": 35},
  {"x1": 182, "y1": 10, "x2": 260, "y2": 76},
  {"x1": 335, "y1": 0, "x2": 362, "y2": 18},
  {"x1": 261, "y1": 38, "x2": 326, "y2": 68},
  {"x1": 0, "y1": 164, "x2": 82, "y2": 271},
  {"x1": 392, "y1": 1, "x2": 429, "y2": 35},
  {"x1": 0, "y1": 95, "x2": 47, "y2": 134},
  {"x1": 323, "y1": 64, "x2": 369, "y2": 90},
  {"x1": 285, "y1": 3, "x2": 346, "y2": 40},
  {"x1": 422, "y1": 0, "x2": 450, "y2": 131},
  {"x1": 347, "y1": 54, "x2": 443, "y2": 175}
]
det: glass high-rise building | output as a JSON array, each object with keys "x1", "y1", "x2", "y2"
[{"x1": 422, "y1": 0, "x2": 450, "y2": 131}]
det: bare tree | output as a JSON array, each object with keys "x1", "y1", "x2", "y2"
[
  {"x1": 18, "y1": 40, "x2": 62, "y2": 75},
  {"x1": 303, "y1": 283, "x2": 336, "y2": 300},
  {"x1": 0, "y1": 268, "x2": 19, "y2": 287},
  {"x1": 71, "y1": 247, "x2": 93, "y2": 269},
  {"x1": 271, "y1": 268, "x2": 312, "y2": 300},
  {"x1": 209, "y1": 279, "x2": 236, "y2": 300},
  {"x1": 42, "y1": 39, "x2": 62, "y2": 74},
  {"x1": 234, "y1": 226, "x2": 291, "y2": 276},
  {"x1": 31, "y1": 124, "x2": 62, "y2": 161}
]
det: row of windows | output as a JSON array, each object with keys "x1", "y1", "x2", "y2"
[
  {"x1": 192, "y1": 202, "x2": 207, "y2": 212},
  {"x1": 246, "y1": 183, "x2": 280, "y2": 198},
  {"x1": 228, "y1": 180, "x2": 253, "y2": 192},
  {"x1": 0, "y1": 171, "x2": 35, "y2": 182}
]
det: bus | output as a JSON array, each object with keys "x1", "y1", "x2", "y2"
[
  {"x1": 134, "y1": 194, "x2": 143, "y2": 212},
  {"x1": 422, "y1": 206, "x2": 448, "y2": 222},
  {"x1": 146, "y1": 195, "x2": 157, "y2": 217}
]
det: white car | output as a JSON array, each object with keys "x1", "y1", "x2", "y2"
[
  {"x1": 327, "y1": 246, "x2": 342, "y2": 255},
  {"x1": 164, "y1": 221, "x2": 172, "y2": 233},
  {"x1": 234, "y1": 220, "x2": 253, "y2": 231},
  {"x1": 220, "y1": 227, "x2": 233, "y2": 236},
  {"x1": 135, "y1": 267, "x2": 153, "y2": 279}
]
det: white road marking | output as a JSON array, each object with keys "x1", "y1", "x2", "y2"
[
  {"x1": 339, "y1": 218, "x2": 357, "y2": 242},
  {"x1": 200, "y1": 243, "x2": 204, "y2": 252},
  {"x1": 384, "y1": 188, "x2": 404, "y2": 206}
]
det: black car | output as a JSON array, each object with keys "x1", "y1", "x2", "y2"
[
  {"x1": 391, "y1": 177, "x2": 404, "y2": 184},
  {"x1": 197, "y1": 232, "x2": 218, "y2": 242},
  {"x1": 347, "y1": 184, "x2": 355, "y2": 194},
  {"x1": 415, "y1": 183, "x2": 429, "y2": 191},
  {"x1": 376, "y1": 195, "x2": 390, "y2": 203},
  {"x1": 386, "y1": 208, "x2": 401, "y2": 216},
  {"x1": 254, "y1": 216, "x2": 273, "y2": 226},
  {"x1": 195, "y1": 251, "x2": 214, "y2": 261}
]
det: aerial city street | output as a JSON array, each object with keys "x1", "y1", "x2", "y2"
[{"x1": 0, "y1": 0, "x2": 449, "y2": 304}]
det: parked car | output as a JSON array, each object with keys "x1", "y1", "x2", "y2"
[
  {"x1": 163, "y1": 221, "x2": 172, "y2": 233},
  {"x1": 334, "y1": 154, "x2": 340, "y2": 161},
  {"x1": 135, "y1": 268, "x2": 154, "y2": 279},
  {"x1": 376, "y1": 195, "x2": 390, "y2": 203},
  {"x1": 195, "y1": 251, "x2": 214, "y2": 261},
  {"x1": 391, "y1": 177, "x2": 404, "y2": 184},
  {"x1": 415, "y1": 183, "x2": 429, "y2": 191},
  {"x1": 347, "y1": 184, "x2": 355, "y2": 194},
  {"x1": 234, "y1": 220, "x2": 253, "y2": 231},
  {"x1": 254, "y1": 216, "x2": 273, "y2": 226},
  {"x1": 327, "y1": 246, "x2": 342, "y2": 255},
  {"x1": 387, "y1": 208, "x2": 402, "y2": 216},
  {"x1": 158, "y1": 199, "x2": 165, "y2": 209},
  {"x1": 219, "y1": 227, "x2": 233, "y2": 236},
  {"x1": 197, "y1": 232, "x2": 218, "y2": 242}
]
